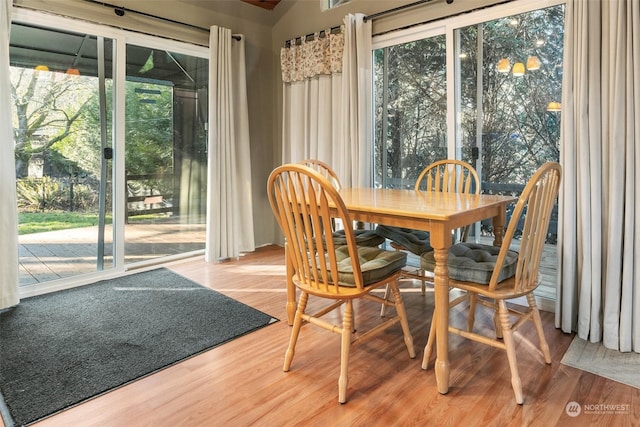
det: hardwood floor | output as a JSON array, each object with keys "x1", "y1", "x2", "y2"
[{"x1": 8, "y1": 245, "x2": 637, "y2": 427}]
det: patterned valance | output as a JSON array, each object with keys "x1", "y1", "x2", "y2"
[{"x1": 280, "y1": 27, "x2": 344, "y2": 83}]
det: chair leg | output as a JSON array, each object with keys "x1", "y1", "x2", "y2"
[
  {"x1": 379, "y1": 284, "x2": 391, "y2": 317},
  {"x1": 390, "y1": 282, "x2": 415, "y2": 358},
  {"x1": 493, "y1": 301, "x2": 503, "y2": 339},
  {"x1": 467, "y1": 293, "x2": 477, "y2": 332},
  {"x1": 527, "y1": 293, "x2": 551, "y2": 364},
  {"x1": 420, "y1": 268, "x2": 426, "y2": 295},
  {"x1": 338, "y1": 300, "x2": 354, "y2": 404},
  {"x1": 498, "y1": 300, "x2": 523, "y2": 404},
  {"x1": 284, "y1": 291, "x2": 308, "y2": 372},
  {"x1": 422, "y1": 310, "x2": 436, "y2": 369}
]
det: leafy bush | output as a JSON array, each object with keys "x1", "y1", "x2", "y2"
[
  {"x1": 17, "y1": 177, "x2": 65, "y2": 211},
  {"x1": 16, "y1": 177, "x2": 100, "y2": 212}
]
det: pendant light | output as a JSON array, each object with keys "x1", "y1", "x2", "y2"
[
  {"x1": 526, "y1": 56, "x2": 541, "y2": 70},
  {"x1": 496, "y1": 58, "x2": 511, "y2": 73},
  {"x1": 546, "y1": 101, "x2": 561, "y2": 112},
  {"x1": 512, "y1": 62, "x2": 525, "y2": 76}
]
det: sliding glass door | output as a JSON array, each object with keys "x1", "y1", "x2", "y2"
[
  {"x1": 11, "y1": 10, "x2": 209, "y2": 292},
  {"x1": 11, "y1": 22, "x2": 115, "y2": 286},
  {"x1": 373, "y1": 1, "x2": 565, "y2": 304},
  {"x1": 123, "y1": 44, "x2": 208, "y2": 265}
]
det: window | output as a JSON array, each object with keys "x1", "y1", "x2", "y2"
[
  {"x1": 373, "y1": 31, "x2": 447, "y2": 188},
  {"x1": 373, "y1": 1, "x2": 565, "y2": 305},
  {"x1": 321, "y1": 0, "x2": 351, "y2": 12}
]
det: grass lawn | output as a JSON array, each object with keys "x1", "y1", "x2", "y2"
[
  {"x1": 18, "y1": 212, "x2": 111, "y2": 235},
  {"x1": 18, "y1": 212, "x2": 166, "y2": 235}
]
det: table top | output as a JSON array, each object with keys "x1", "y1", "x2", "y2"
[{"x1": 338, "y1": 188, "x2": 516, "y2": 222}]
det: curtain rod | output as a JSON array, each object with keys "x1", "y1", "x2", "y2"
[
  {"x1": 364, "y1": 0, "x2": 454, "y2": 22},
  {"x1": 84, "y1": 0, "x2": 241, "y2": 41},
  {"x1": 284, "y1": 25, "x2": 342, "y2": 48}
]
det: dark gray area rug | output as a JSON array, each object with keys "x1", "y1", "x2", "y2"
[{"x1": 0, "y1": 268, "x2": 277, "y2": 426}]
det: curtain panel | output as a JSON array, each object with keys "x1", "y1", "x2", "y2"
[
  {"x1": 1, "y1": 0, "x2": 19, "y2": 309},
  {"x1": 280, "y1": 26, "x2": 345, "y2": 175},
  {"x1": 340, "y1": 13, "x2": 372, "y2": 188},
  {"x1": 206, "y1": 26, "x2": 255, "y2": 262},
  {"x1": 280, "y1": 14, "x2": 371, "y2": 188},
  {"x1": 557, "y1": 0, "x2": 640, "y2": 353}
]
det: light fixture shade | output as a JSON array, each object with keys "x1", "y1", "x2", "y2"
[
  {"x1": 547, "y1": 101, "x2": 561, "y2": 112},
  {"x1": 34, "y1": 65, "x2": 49, "y2": 71},
  {"x1": 497, "y1": 58, "x2": 511, "y2": 73},
  {"x1": 512, "y1": 62, "x2": 525, "y2": 76},
  {"x1": 66, "y1": 68, "x2": 80, "y2": 75},
  {"x1": 526, "y1": 56, "x2": 541, "y2": 70}
]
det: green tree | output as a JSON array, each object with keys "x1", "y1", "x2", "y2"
[
  {"x1": 11, "y1": 68, "x2": 92, "y2": 178},
  {"x1": 374, "y1": 4, "x2": 565, "y2": 188},
  {"x1": 124, "y1": 81, "x2": 173, "y2": 176}
]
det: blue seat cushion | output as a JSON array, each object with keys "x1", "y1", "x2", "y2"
[
  {"x1": 322, "y1": 246, "x2": 407, "y2": 286},
  {"x1": 420, "y1": 242, "x2": 519, "y2": 285},
  {"x1": 332, "y1": 229, "x2": 385, "y2": 247},
  {"x1": 376, "y1": 225, "x2": 432, "y2": 255}
]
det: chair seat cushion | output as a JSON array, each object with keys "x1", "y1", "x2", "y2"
[
  {"x1": 419, "y1": 242, "x2": 519, "y2": 285},
  {"x1": 375, "y1": 225, "x2": 432, "y2": 255},
  {"x1": 329, "y1": 246, "x2": 407, "y2": 286},
  {"x1": 332, "y1": 229, "x2": 385, "y2": 247}
]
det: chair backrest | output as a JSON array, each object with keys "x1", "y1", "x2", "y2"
[
  {"x1": 417, "y1": 159, "x2": 480, "y2": 241},
  {"x1": 298, "y1": 159, "x2": 342, "y2": 231},
  {"x1": 415, "y1": 159, "x2": 480, "y2": 194},
  {"x1": 488, "y1": 162, "x2": 561, "y2": 294},
  {"x1": 298, "y1": 159, "x2": 342, "y2": 190},
  {"x1": 268, "y1": 164, "x2": 365, "y2": 294}
]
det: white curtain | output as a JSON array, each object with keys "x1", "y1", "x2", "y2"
[
  {"x1": 340, "y1": 13, "x2": 372, "y2": 188},
  {"x1": 280, "y1": 13, "x2": 371, "y2": 187},
  {"x1": 206, "y1": 27, "x2": 255, "y2": 262},
  {"x1": 557, "y1": 0, "x2": 640, "y2": 352},
  {"x1": 281, "y1": 26, "x2": 345, "y2": 174},
  {"x1": 0, "y1": 0, "x2": 19, "y2": 310}
]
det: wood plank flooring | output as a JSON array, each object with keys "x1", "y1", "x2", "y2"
[{"x1": 5, "y1": 245, "x2": 637, "y2": 427}]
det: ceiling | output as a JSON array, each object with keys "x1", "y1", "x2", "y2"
[{"x1": 240, "y1": 0, "x2": 281, "y2": 10}]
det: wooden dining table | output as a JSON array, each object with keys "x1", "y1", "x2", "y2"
[{"x1": 283, "y1": 187, "x2": 516, "y2": 394}]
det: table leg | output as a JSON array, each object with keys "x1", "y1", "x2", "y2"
[
  {"x1": 285, "y1": 242, "x2": 296, "y2": 326},
  {"x1": 433, "y1": 246, "x2": 450, "y2": 394},
  {"x1": 492, "y1": 209, "x2": 507, "y2": 247}
]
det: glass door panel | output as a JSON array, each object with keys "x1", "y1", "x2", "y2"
[
  {"x1": 124, "y1": 45, "x2": 208, "y2": 265},
  {"x1": 373, "y1": 35, "x2": 447, "y2": 189},
  {"x1": 455, "y1": 5, "x2": 564, "y2": 301},
  {"x1": 456, "y1": 5, "x2": 564, "y2": 246},
  {"x1": 457, "y1": 6, "x2": 564, "y2": 190},
  {"x1": 11, "y1": 23, "x2": 114, "y2": 286}
]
